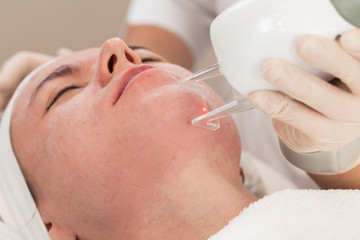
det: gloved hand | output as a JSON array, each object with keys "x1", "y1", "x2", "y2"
[{"x1": 249, "y1": 28, "x2": 360, "y2": 154}]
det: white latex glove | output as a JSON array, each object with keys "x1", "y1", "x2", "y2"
[
  {"x1": 249, "y1": 28, "x2": 360, "y2": 154},
  {"x1": 0, "y1": 51, "x2": 53, "y2": 115}
]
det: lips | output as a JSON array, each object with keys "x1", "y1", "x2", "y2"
[{"x1": 112, "y1": 65, "x2": 154, "y2": 104}]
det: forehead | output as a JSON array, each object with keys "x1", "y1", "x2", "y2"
[
  {"x1": 29, "y1": 49, "x2": 99, "y2": 90},
  {"x1": 10, "y1": 49, "x2": 99, "y2": 120}
]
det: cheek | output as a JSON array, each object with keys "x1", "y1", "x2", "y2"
[
  {"x1": 39, "y1": 111, "x2": 130, "y2": 221},
  {"x1": 124, "y1": 84, "x2": 202, "y2": 137},
  {"x1": 40, "y1": 98, "x2": 110, "y2": 189},
  {"x1": 117, "y1": 67, "x2": 241, "y2": 158},
  {"x1": 118, "y1": 81, "x2": 241, "y2": 166},
  {"x1": 33, "y1": 74, "x2": 241, "y2": 218},
  {"x1": 150, "y1": 62, "x2": 192, "y2": 79}
]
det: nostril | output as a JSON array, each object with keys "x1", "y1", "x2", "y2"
[
  {"x1": 108, "y1": 54, "x2": 117, "y2": 73},
  {"x1": 125, "y1": 51, "x2": 134, "y2": 63}
]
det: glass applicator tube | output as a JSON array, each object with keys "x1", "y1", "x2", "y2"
[
  {"x1": 180, "y1": 0, "x2": 358, "y2": 131},
  {"x1": 179, "y1": 64, "x2": 253, "y2": 130}
]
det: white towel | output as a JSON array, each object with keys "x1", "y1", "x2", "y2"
[
  {"x1": 209, "y1": 189, "x2": 360, "y2": 240},
  {"x1": 0, "y1": 222, "x2": 24, "y2": 240}
]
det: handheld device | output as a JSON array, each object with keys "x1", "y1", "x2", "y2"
[{"x1": 182, "y1": 0, "x2": 359, "y2": 130}]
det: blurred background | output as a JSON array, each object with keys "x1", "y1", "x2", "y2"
[
  {"x1": 0, "y1": 0, "x2": 214, "y2": 69},
  {"x1": 0, "y1": 0, "x2": 129, "y2": 66}
]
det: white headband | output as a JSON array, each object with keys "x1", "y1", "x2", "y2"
[{"x1": 0, "y1": 59, "x2": 58, "y2": 240}]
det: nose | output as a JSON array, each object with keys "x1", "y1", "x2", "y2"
[{"x1": 96, "y1": 38, "x2": 142, "y2": 87}]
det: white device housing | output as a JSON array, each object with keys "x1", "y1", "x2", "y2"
[{"x1": 210, "y1": 0, "x2": 354, "y2": 95}]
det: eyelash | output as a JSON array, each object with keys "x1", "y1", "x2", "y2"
[
  {"x1": 46, "y1": 58, "x2": 159, "y2": 111},
  {"x1": 46, "y1": 85, "x2": 81, "y2": 111},
  {"x1": 141, "y1": 58, "x2": 160, "y2": 63}
]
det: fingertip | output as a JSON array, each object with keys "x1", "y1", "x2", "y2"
[
  {"x1": 248, "y1": 90, "x2": 268, "y2": 113},
  {"x1": 296, "y1": 34, "x2": 312, "y2": 50},
  {"x1": 249, "y1": 90, "x2": 280, "y2": 116},
  {"x1": 296, "y1": 34, "x2": 314, "y2": 57},
  {"x1": 296, "y1": 34, "x2": 330, "y2": 62},
  {"x1": 339, "y1": 29, "x2": 360, "y2": 58},
  {"x1": 261, "y1": 59, "x2": 285, "y2": 85},
  {"x1": 248, "y1": 91, "x2": 259, "y2": 105},
  {"x1": 248, "y1": 90, "x2": 265, "y2": 102},
  {"x1": 251, "y1": 90, "x2": 293, "y2": 121}
]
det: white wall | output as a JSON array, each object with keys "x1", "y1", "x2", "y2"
[
  {"x1": 0, "y1": 0, "x2": 130, "y2": 66},
  {"x1": 0, "y1": 0, "x2": 216, "y2": 72}
]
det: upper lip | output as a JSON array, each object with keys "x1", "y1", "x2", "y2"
[{"x1": 112, "y1": 65, "x2": 154, "y2": 104}]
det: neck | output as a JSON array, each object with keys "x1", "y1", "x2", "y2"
[{"x1": 112, "y1": 163, "x2": 258, "y2": 240}]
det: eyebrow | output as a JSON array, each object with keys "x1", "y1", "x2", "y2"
[
  {"x1": 29, "y1": 64, "x2": 79, "y2": 107},
  {"x1": 129, "y1": 45, "x2": 148, "y2": 51},
  {"x1": 27, "y1": 47, "x2": 145, "y2": 107}
]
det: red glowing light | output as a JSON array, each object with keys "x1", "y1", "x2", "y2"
[{"x1": 200, "y1": 103, "x2": 208, "y2": 114}]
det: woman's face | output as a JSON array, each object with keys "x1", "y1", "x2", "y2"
[{"x1": 11, "y1": 38, "x2": 241, "y2": 235}]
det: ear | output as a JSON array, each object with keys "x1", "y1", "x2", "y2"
[{"x1": 46, "y1": 222, "x2": 78, "y2": 240}]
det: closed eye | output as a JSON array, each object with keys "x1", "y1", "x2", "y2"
[
  {"x1": 141, "y1": 58, "x2": 161, "y2": 63},
  {"x1": 128, "y1": 46, "x2": 164, "y2": 63},
  {"x1": 46, "y1": 85, "x2": 81, "y2": 111}
]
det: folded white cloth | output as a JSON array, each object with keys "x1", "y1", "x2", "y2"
[
  {"x1": 0, "y1": 222, "x2": 24, "y2": 240},
  {"x1": 209, "y1": 189, "x2": 360, "y2": 240}
]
